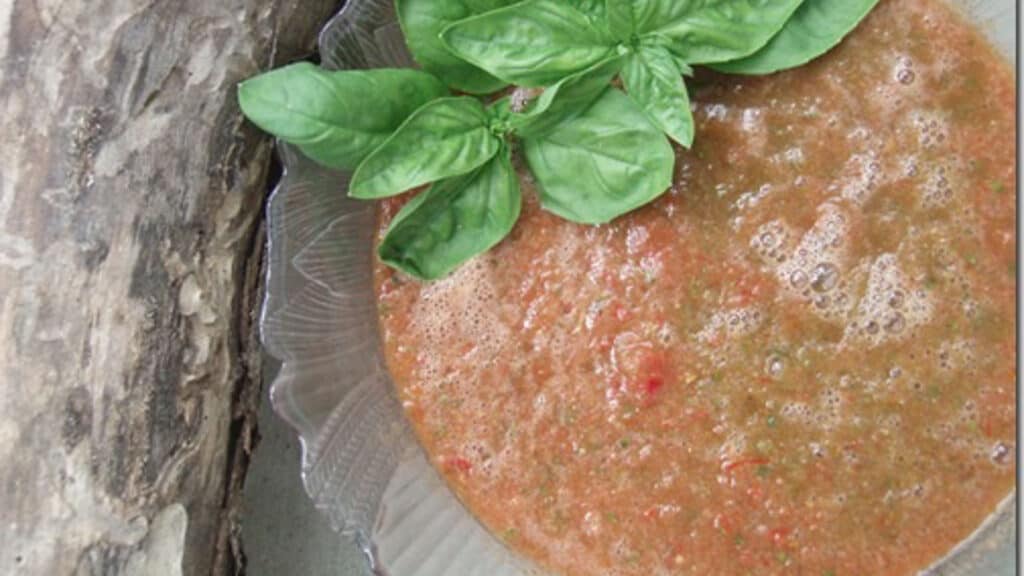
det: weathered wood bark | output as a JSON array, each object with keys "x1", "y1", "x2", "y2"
[{"x1": 0, "y1": 1, "x2": 339, "y2": 574}]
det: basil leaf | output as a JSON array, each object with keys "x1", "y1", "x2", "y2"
[
  {"x1": 523, "y1": 88, "x2": 674, "y2": 224},
  {"x1": 441, "y1": 0, "x2": 616, "y2": 87},
  {"x1": 395, "y1": 0, "x2": 514, "y2": 94},
  {"x1": 511, "y1": 56, "x2": 623, "y2": 139},
  {"x1": 487, "y1": 96, "x2": 514, "y2": 129},
  {"x1": 711, "y1": 0, "x2": 881, "y2": 75},
  {"x1": 611, "y1": 0, "x2": 805, "y2": 65},
  {"x1": 350, "y1": 97, "x2": 501, "y2": 199},
  {"x1": 575, "y1": 0, "x2": 608, "y2": 22},
  {"x1": 641, "y1": 34, "x2": 695, "y2": 75},
  {"x1": 605, "y1": 0, "x2": 637, "y2": 40},
  {"x1": 621, "y1": 44, "x2": 694, "y2": 147},
  {"x1": 237, "y1": 63, "x2": 448, "y2": 170},
  {"x1": 379, "y1": 146, "x2": 521, "y2": 280}
]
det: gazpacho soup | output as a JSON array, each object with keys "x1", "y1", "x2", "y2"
[{"x1": 374, "y1": 0, "x2": 1015, "y2": 574}]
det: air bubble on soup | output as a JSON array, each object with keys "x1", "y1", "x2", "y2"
[
  {"x1": 846, "y1": 253, "x2": 933, "y2": 345},
  {"x1": 837, "y1": 152, "x2": 884, "y2": 205},
  {"x1": 765, "y1": 354, "x2": 785, "y2": 377},
  {"x1": 934, "y1": 338, "x2": 977, "y2": 371},
  {"x1": 768, "y1": 204, "x2": 858, "y2": 320},
  {"x1": 750, "y1": 220, "x2": 794, "y2": 265},
  {"x1": 810, "y1": 262, "x2": 840, "y2": 292},
  {"x1": 769, "y1": 146, "x2": 806, "y2": 167},
  {"x1": 461, "y1": 439, "x2": 494, "y2": 475},
  {"x1": 990, "y1": 442, "x2": 1011, "y2": 465},
  {"x1": 409, "y1": 257, "x2": 509, "y2": 385},
  {"x1": 895, "y1": 57, "x2": 916, "y2": 85},
  {"x1": 902, "y1": 155, "x2": 920, "y2": 177},
  {"x1": 921, "y1": 163, "x2": 958, "y2": 208},
  {"x1": 780, "y1": 402, "x2": 813, "y2": 423},
  {"x1": 696, "y1": 306, "x2": 763, "y2": 344},
  {"x1": 908, "y1": 109, "x2": 951, "y2": 149}
]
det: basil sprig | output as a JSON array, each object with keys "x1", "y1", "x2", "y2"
[
  {"x1": 239, "y1": 0, "x2": 882, "y2": 280},
  {"x1": 362, "y1": 62, "x2": 671, "y2": 277},
  {"x1": 442, "y1": 0, "x2": 803, "y2": 146}
]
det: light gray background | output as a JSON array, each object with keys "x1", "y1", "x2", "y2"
[{"x1": 242, "y1": 362, "x2": 369, "y2": 576}]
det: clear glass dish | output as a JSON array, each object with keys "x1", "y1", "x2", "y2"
[{"x1": 260, "y1": 1, "x2": 1016, "y2": 574}]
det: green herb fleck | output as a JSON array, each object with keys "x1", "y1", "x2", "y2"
[
  {"x1": 767, "y1": 415, "x2": 778, "y2": 428},
  {"x1": 756, "y1": 465, "x2": 771, "y2": 478}
]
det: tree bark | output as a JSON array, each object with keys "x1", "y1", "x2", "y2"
[{"x1": 0, "y1": 1, "x2": 339, "y2": 573}]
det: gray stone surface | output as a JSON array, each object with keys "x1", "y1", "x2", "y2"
[
  {"x1": 0, "y1": 0, "x2": 338, "y2": 573},
  {"x1": 242, "y1": 363, "x2": 369, "y2": 576}
]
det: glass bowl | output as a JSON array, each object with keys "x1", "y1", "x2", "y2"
[{"x1": 260, "y1": 1, "x2": 1016, "y2": 574}]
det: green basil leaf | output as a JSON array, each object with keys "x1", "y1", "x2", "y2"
[
  {"x1": 642, "y1": 34, "x2": 694, "y2": 75},
  {"x1": 379, "y1": 146, "x2": 521, "y2": 280},
  {"x1": 605, "y1": 0, "x2": 637, "y2": 40},
  {"x1": 511, "y1": 56, "x2": 623, "y2": 139},
  {"x1": 711, "y1": 0, "x2": 881, "y2": 74},
  {"x1": 523, "y1": 88, "x2": 674, "y2": 224},
  {"x1": 441, "y1": 0, "x2": 616, "y2": 87},
  {"x1": 575, "y1": 0, "x2": 608, "y2": 21},
  {"x1": 487, "y1": 96, "x2": 514, "y2": 125},
  {"x1": 350, "y1": 97, "x2": 501, "y2": 199},
  {"x1": 621, "y1": 44, "x2": 694, "y2": 147},
  {"x1": 237, "y1": 63, "x2": 448, "y2": 170},
  {"x1": 395, "y1": 0, "x2": 514, "y2": 94},
  {"x1": 613, "y1": 0, "x2": 805, "y2": 65}
]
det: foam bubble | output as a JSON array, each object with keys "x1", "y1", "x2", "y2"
[
  {"x1": 990, "y1": 442, "x2": 1011, "y2": 465},
  {"x1": 696, "y1": 306, "x2": 763, "y2": 344},
  {"x1": 908, "y1": 109, "x2": 950, "y2": 149},
  {"x1": 750, "y1": 220, "x2": 795, "y2": 266},
  {"x1": 889, "y1": 53, "x2": 917, "y2": 84},
  {"x1": 838, "y1": 152, "x2": 884, "y2": 205},
  {"x1": 765, "y1": 355, "x2": 784, "y2": 377},
  {"x1": 846, "y1": 254, "x2": 933, "y2": 346},
  {"x1": 902, "y1": 156, "x2": 920, "y2": 178},
  {"x1": 920, "y1": 166, "x2": 955, "y2": 208},
  {"x1": 810, "y1": 262, "x2": 840, "y2": 292},
  {"x1": 780, "y1": 402, "x2": 813, "y2": 422},
  {"x1": 934, "y1": 338, "x2": 977, "y2": 372},
  {"x1": 771, "y1": 204, "x2": 858, "y2": 321}
]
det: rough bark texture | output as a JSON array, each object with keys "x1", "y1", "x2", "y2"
[{"x1": 0, "y1": 1, "x2": 338, "y2": 574}]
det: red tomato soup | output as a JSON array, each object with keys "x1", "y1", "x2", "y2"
[{"x1": 374, "y1": 0, "x2": 1016, "y2": 574}]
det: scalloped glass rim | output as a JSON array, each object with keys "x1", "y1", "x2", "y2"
[{"x1": 260, "y1": 0, "x2": 1016, "y2": 574}]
